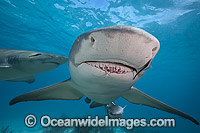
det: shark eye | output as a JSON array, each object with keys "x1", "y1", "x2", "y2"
[
  {"x1": 152, "y1": 46, "x2": 157, "y2": 52},
  {"x1": 29, "y1": 53, "x2": 42, "y2": 57},
  {"x1": 91, "y1": 36, "x2": 95, "y2": 43}
]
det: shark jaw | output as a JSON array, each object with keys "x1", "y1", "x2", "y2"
[
  {"x1": 83, "y1": 61, "x2": 136, "y2": 74},
  {"x1": 76, "y1": 59, "x2": 152, "y2": 81},
  {"x1": 76, "y1": 60, "x2": 139, "y2": 82}
]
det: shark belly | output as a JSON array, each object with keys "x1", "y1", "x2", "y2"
[{"x1": 73, "y1": 80, "x2": 130, "y2": 104}]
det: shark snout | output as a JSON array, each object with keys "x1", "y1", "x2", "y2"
[
  {"x1": 28, "y1": 52, "x2": 68, "y2": 65},
  {"x1": 43, "y1": 54, "x2": 68, "y2": 65}
]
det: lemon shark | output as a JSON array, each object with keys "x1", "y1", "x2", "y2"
[
  {"x1": 0, "y1": 49, "x2": 67, "y2": 83},
  {"x1": 9, "y1": 26, "x2": 199, "y2": 125}
]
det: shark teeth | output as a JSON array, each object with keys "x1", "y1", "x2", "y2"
[{"x1": 86, "y1": 62, "x2": 134, "y2": 74}]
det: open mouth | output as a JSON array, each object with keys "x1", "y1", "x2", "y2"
[{"x1": 83, "y1": 61, "x2": 137, "y2": 74}]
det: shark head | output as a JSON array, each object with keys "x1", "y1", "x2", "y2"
[
  {"x1": 6, "y1": 50, "x2": 67, "y2": 74},
  {"x1": 69, "y1": 25, "x2": 160, "y2": 88}
]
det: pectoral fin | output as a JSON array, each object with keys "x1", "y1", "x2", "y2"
[
  {"x1": 9, "y1": 78, "x2": 83, "y2": 105},
  {"x1": 122, "y1": 86, "x2": 199, "y2": 125},
  {"x1": 6, "y1": 75, "x2": 35, "y2": 83}
]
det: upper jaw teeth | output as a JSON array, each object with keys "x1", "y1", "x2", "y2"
[{"x1": 86, "y1": 62, "x2": 134, "y2": 74}]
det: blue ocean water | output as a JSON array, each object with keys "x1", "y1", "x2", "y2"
[{"x1": 0, "y1": 0, "x2": 200, "y2": 132}]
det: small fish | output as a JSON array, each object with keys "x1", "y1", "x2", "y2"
[{"x1": 106, "y1": 103, "x2": 127, "y2": 119}]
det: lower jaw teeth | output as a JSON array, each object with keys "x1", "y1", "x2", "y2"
[{"x1": 87, "y1": 62, "x2": 133, "y2": 74}]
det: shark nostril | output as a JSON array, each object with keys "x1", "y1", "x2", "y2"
[{"x1": 152, "y1": 47, "x2": 157, "y2": 51}]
